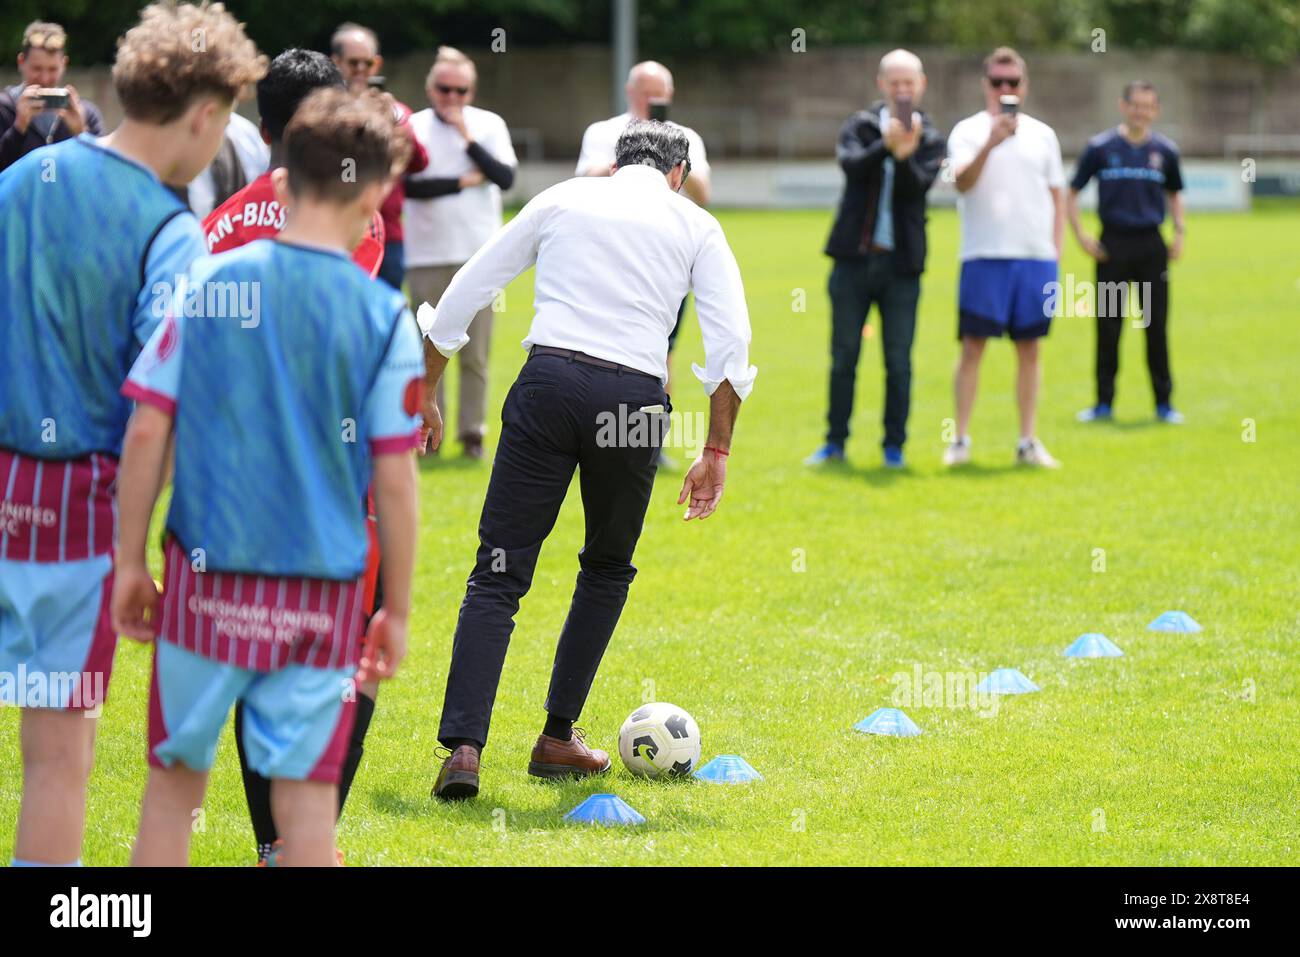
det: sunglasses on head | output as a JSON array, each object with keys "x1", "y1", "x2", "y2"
[
  {"x1": 987, "y1": 75, "x2": 1021, "y2": 89},
  {"x1": 436, "y1": 84, "x2": 470, "y2": 96},
  {"x1": 24, "y1": 31, "x2": 66, "y2": 52}
]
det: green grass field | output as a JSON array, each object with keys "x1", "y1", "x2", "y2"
[{"x1": 2, "y1": 202, "x2": 1297, "y2": 866}]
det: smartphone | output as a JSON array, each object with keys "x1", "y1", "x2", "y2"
[
  {"x1": 367, "y1": 75, "x2": 386, "y2": 92},
  {"x1": 649, "y1": 100, "x2": 669, "y2": 122},
  {"x1": 894, "y1": 94, "x2": 913, "y2": 131},
  {"x1": 999, "y1": 94, "x2": 1020, "y2": 116},
  {"x1": 37, "y1": 87, "x2": 69, "y2": 110}
]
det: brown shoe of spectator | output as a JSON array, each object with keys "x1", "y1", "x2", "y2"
[{"x1": 461, "y1": 433, "x2": 485, "y2": 460}]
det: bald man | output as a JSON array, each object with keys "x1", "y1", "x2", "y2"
[
  {"x1": 808, "y1": 49, "x2": 946, "y2": 470},
  {"x1": 576, "y1": 63, "x2": 711, "y2": 466},
  {"x1": 576, "y1": 60, "x2": 710, "y2": 206}
]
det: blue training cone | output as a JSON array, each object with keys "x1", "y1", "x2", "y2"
[
  {"x1": 694, "y1": 754, "x2": 763, "y2": 783},
  {"x1": 975, "y1": 668, "x2": 1040, "y2": 694},
  {"x1": 563, "y1": 793, "x2": 645, "y2": 826},
  {"x1": 853, "y1": 707, "x2": 922, "y2": 737},
  {"x1": 1063, "y1": 633, "x2": 1124, "y2": 658},
  {"x1": 1148, "y1": 610, "x2": 1201, "y2": 633}
]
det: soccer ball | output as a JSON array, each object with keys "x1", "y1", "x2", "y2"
[{"x1": 618, "y1": 702, "x2": 701, "y2": 778}]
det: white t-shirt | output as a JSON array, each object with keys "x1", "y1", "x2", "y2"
[
  {"x1": 188, "y1": 112, "x2": 270, "y2": 220},
  {"x1": 404, "y1": 105, "x2": 518, "y2": 267},
  {"x1": 947, "y1": 110, "x2": 1065, "y2": 261},
  {"x1": 575, "y1": 112, "x2": 710, "y2": 178}
]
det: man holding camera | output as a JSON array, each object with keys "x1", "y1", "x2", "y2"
[
  {"x1": 807, "y1": 49, "x2": 945, "y2": 470},
  {"x1": 1, "y1": 22, "x2": 102, "y2": 173},
  {"x1": 944, "y1": 47, "x2": 1065, "y2": 469}
]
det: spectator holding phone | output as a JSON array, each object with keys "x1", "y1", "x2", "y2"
[
  {"x1": 944, "y1": 47, "x2": 1066, "y2": 469},
  {"x1": 807, "y1": 49, "x2": 946, "y2": 470},
  {"x1": 330, "y1": 22, "x2": 429, "y2": 292},
  {"x1": 0, "y1": 21, "x2": 103, "y2": 173}
]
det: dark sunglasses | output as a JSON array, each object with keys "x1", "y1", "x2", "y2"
[
  {"x1": 987, "y1": 75, "x2": 1021, "y2": 89},
  {"x1": 436, "y1": 84, "x2": 470, "y2": 96}
]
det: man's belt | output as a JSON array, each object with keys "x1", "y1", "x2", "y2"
[{"x1": 529, "y1": 345, "x2": 658, "y2": 379}]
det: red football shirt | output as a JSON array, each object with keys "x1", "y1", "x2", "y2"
[{"x1": 201, "y1": 170, "x2": 385, "y2": 278}]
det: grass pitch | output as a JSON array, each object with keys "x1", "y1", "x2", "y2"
[{"x1": 2, "y1": 202, "x2": 1297, "y2": 866}]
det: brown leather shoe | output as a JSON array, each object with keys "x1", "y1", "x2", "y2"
[
  {"x1": 431, "y1": 745, "x2": 480, "y2": 801},
  {"x1": 527, "y1": 727, "x2": 612, "y2": 779}
]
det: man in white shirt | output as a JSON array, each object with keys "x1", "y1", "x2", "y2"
[
  {"x1": 422, "y1": 121, "x2": 755, "y2": 801},
  {"x1": 945, "y1": 47, "x2": 1065, "y2": 469},
  {"x1": 405, "y1": 47, "x2": 517, "y2": 459}
]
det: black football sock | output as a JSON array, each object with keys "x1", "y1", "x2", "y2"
[
  {"x1": 234, "y1": 700, "x2": 278, "y2": 860},
  {"x1": 542, "y1": 713, "x2": 573, "y2": 741},
  {"x1": 337, "y1": 691, "x2": 376, "y2": 820}
]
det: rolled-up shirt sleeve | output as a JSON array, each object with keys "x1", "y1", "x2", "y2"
[
  {"x1": 416, "y1": 197, "x2": 544, "y2": 357},
  {"x1": 689, "y1": 219, "x2": 757, "y2": 400}
]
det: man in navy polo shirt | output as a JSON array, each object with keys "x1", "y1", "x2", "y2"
[{"x1": 1069, "y1": 80, "x2": 1186, "y2": 424}]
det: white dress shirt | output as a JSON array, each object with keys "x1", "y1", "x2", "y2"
[
  {"x1": 420, "y1": 164, "x2": 755, "y2": 399},
  {"x1": 947, "y1": 110, "x2": 1065, "y2": 261},
  {"x1": 575, "y1": 112, "x2": 710, "y2": 179},
  {"x1": 404, "y1": 105, "x2": 519, "y2": 267}
]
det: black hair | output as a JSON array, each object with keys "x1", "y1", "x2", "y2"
[{"x1": 256, "y1": 48, "x2": 345, "y2": 143}]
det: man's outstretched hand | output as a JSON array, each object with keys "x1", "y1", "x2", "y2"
[{"x1": 678, "y1": 450, "x2": 727, "y2": 520}]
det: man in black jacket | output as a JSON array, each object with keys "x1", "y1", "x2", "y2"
[
  {"x1": 0, "y1": 22, "x2": 103, "y2": 173},
  {"x1": 807, "y1": 49, "x2": 945, "y2": 470}
]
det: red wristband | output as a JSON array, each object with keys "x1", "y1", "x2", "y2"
[{"x1": 704, "y1": 445, "x2": 730, "y2": 458}]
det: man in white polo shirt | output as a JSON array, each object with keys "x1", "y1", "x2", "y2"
[
  {"x1": 944, "y1": 46, "x2": 1065, "y2": 469},
  {"x1": 405, "y1": 46, "x2": 517, "y2": 459}
]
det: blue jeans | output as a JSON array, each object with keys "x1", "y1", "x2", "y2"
[{"x1": 826, "y1": 255, "x2": 920, "y2": 449}]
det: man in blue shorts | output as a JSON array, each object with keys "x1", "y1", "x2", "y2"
[
  {"x1": 944, "y1": 47, "x2": 1065, "y2": 469},
  {"x1": 112, "y1": 88, "x2": 422, "y2": 867},
  {"x1": 0, "y1": 2, "x2": 263, "y2": 867}
]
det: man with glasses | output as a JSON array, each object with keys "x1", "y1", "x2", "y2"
[
  {"x1": 405, "y1": 47, "x2": 517, "y2": 460},
  {"x1": 1, "y1": 21, "x2": 103, "y2": 172},
  {"x1": 329, "y1": 22, "x2": 429, "y2": 293},
  {"x1": 944, "y1": 47, "x2": 1065, "y2": 469}
]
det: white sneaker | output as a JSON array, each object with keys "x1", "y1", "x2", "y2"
[
  {"x1": 1016, "y1": 437, "x2": 1061, "y2": 469},
  {"x1": 943, "y1": 437, "x2": 972, "y2": 467}
]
